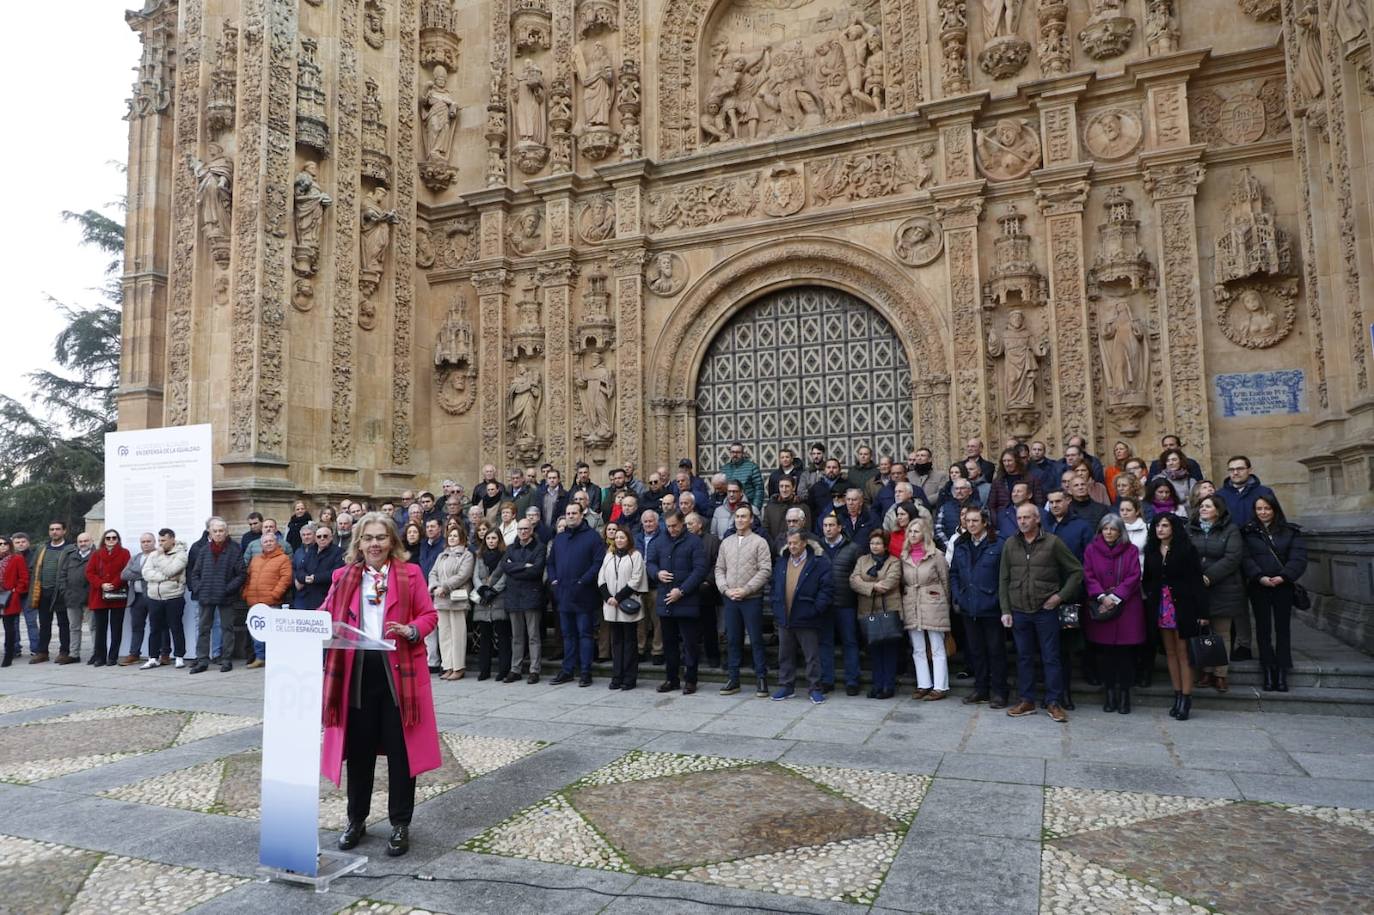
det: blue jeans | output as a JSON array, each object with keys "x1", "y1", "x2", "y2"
[
  {"x1": 21, "y1": 596, "x2": 39, "y2": 654},
  {"x1": 723, "y1": 597, "x2": 767, "y2": 680},
  {"x1": 870, "y1": 640, "x2": 900, "y2": 691},
  {"x1": 819, "y1": 606, "x2": 859, "y2": 687},
  {"x1": 1012, "y1": 609, "x2": 1064, "y2": 705},
  {"x1": 559, "y1": 610, "x2": 595, "y2": 676}
]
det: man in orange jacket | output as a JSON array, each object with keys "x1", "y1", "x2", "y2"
[{"x1": 242, "y1": 532, "x2": 292, "y2": 669}]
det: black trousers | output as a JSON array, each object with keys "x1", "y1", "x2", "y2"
[
  {"x1": 1095, "y1": 643, "x2": 1137, "y2": 690},
  {"x1": 147, "y1": 596, "x2": 186, "y2": 659},
  {"x1": 1250, "y1": 584, "x2": 1294, "y2": 670},
  {"x1": 2, "y1": 615, "x2": 18, "y2": 660},
  {"x1": 610, "y1": 621, "x2": 638, "y2": 685},
  {"x1": 91, "y1": 608, "x2": 125, "y2": 664},
  {"x1": 660, "y1": 616, "x2": 700, "y2": 684},
  {"x1": 346, "y1": 650, "x2": 415, "y2": 827},
  {"x1": 476, "y1": 618, "x2": 512, "y2": 678},
  {"x1": 962, "y1": 614, "x2": 1008, "y2": 700},
  {"x1": 36, "y1": 591, "x2": 69, "y2": 655},
  {"x1": 698, "y1": 598, "x2": 721, "y2": 666}
]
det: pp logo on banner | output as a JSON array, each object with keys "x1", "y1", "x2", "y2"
[{"x1": 246, "y1": 608, "x2": 269, "y2": 635}]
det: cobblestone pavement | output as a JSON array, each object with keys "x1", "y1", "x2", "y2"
[{"x1": 0, "y1": 628, "x2": 1370, "y2": 914}]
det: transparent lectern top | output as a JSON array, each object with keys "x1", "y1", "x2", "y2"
[{"x1": 324, "y1": 620, "x2": 397, "y2": 651}]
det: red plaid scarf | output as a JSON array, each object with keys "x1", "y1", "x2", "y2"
[{"x1": 322, "y1": 562, "x2": 421, "y2": 728}]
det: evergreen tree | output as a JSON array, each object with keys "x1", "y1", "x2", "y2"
[{"x1": 0, "y1": 208, "x2": 123, "y2": 536}]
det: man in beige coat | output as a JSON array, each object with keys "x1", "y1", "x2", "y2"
[{"x1": 714, "y1": 504, "x2": 773, "y2": 697}]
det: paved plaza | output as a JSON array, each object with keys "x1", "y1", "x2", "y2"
[{"x1": 0, "y1": 629, "x2": 1371, "y2": 915}]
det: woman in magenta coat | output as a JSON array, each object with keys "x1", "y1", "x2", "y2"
[
  {"x1": 320, "y1": 512, "x2": 439, "y2": 858},
  {"x1": 86, "y1": 530, "x2": 131, "y2": 667},
  {"x1": 1082, "y1": 514, "x2": 1144, "y2": 715}
]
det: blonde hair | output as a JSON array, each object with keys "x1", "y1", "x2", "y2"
[
  {"x1": 904, "y1": 515, "x2": 937, "y2": 556},
  {"x1": 345, "y1": 512, "x2": 411, "y2": 565}
]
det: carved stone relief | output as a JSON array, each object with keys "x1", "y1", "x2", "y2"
[
  {"x1": 361, "y1": 77, "x2": 392, "y2": 183},
  {"x1": 939, "y1": 0, "x2": 972, "y2": 93},
  {"x1": 1036, "y1": 0, "x2": 1071, "y2": 75},
  {"x1": 512, "y1": 0, "x2": 552, "y2": 53},
  {"x1": 574, "y1": 39, "x2": 617, "y2": 159},
  {"x1": 359, "y1": 185, "x2": 399, "y2": 317},
  {"x1": 983, "y1": 205, "x2": 1047, "y2": 308},
  {"x1": 291, "y1": 162, "x2": 333, "y2": 309},
  {"x1": 648, "y1": 174, "x2": 758, "y2": 231},
  {"x1": 1239, "y1": 0, "x2": 1280, "y2": 21},
  {"x1": 507, "y1": 362, "x2": 543, "y2": 461},
  {"x1": 507, "y1": 208, "x2": 545, "y2": 256},
  {"x1": 1213, "y1": 168, "x2": 1294, "y2": 286},
  {"x1": 893, "y1": 216, "x2": 944, "y2": 266},
  {"x1": 415, "y1": 225, "x2": 436, "y2": 268},
  {"x1": 1078, "y1": 0, "x2": 1135, "y2": 60},
  {"x1": 645, "y1": 251, "x2": 688, "y2": 296},
  {"x1": 511, "y1": 60, "x2": 550, "y2": 174},
  {"x1": 577, "y1": 0, "x2": 617, "y2": 36},
  {"x1": 435, "y1": 300, "x2": 479, "y2": 415},
  {"x1": 1087, "y1": 187, "x2": 1155, "y2": 296},
  {"x1": 127, "y1": 10, "x2": 174, "y2": 118},
  {"x1": 1082, "y1": 108, "x2": 1143, "y2": 160},
  {"x1": 420, "y1": 0, "x2": 463, "y2": 70},
  {"x1": 979, "y1": 0, "x2": 1031, "y2": 78},
  {"x1": 1190, "y1": 80, "x2": 1291, "y2": 146},
  {"x1": 329, "y1": 0, "x2": 362, "y2": 460},
  {"x1": 509, "y1": 273, "x2": 546, "y2": 358},
  {"x1": 365, "y1": 0, "x2": 387, "y2": 48},
  {"x1": 1144, "y1": 0, "x2": 1179, "y2": 55},
  {"x1": 432, "y1": 216, "x2": 477, "y2": 267},
  {"x1": 207, "y1": 20, "x2": 238, "y2": 135},
  {"x1": 762, "y1": 164, "x2": 806, "y2": 217},
  {"x1": 1217, "y1": 283, "x2": 1298, "y2": 348},
  {"x1": 419, "y1": 64, "x2": 460, "y2": 190},
  {"x1": 578, "y1": 195, "x2": 616, "y2": 242},
  {"x1": 575, "y1": 350, "x2": 616, "y2": 452},
  {"x1": 1097, "y1": 297, "x2": 1150, "y2": 427},
  {"x1": 188, "y1": 144, "x2": 233, "y2": 270},
  {"x1": 975, "y1": 119, "x2": 1041, "y2": 180},
  {"x1": 297, "y1": 38, "x2": 330, "y2": 154},
  {"x1": 575, "y1": 263, "x2": 615, "y2": 352},
  {"x1": 1294, "y1": 0, "x2": 1324, "y2": 103},
  {"x1": 986, "y1": 308, "x2": 1048, "y2": 436},
  {"x1": 812, "y1": 143, "x2": 934, "y2": 205}
]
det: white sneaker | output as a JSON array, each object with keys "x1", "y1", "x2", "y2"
[
  {"x1": 174, "y1": 657, "x2": 185, "y2": 669},
  {"x1": 140, "y1": 658, "x2": 159, "y2": 670}
]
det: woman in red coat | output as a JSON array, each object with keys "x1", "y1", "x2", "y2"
[
  {"x1": 1, "y1": 536, "x2": 31, "y2": 667},
  {"x1": 86, "y1": 530, "x2": 132, "y2": 667}
]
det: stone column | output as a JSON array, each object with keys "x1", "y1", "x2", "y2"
[
  {"x1": 121, "y1": 1, "x2": 186, "y2": 430},
  {"x1": 390, "y1": 0, "x2": 422, "y2": 473},
  {"x1": 538, "y1": 260, "x2": 578, "y2": 473},
  {"x1": 931, "y1": 186, "x2": 987, "y2": 451},
  {"x1": 612, "y1": 247, "x2": 647, "y2": 467},
  {"x1": 1033, "y1": 169, "x2": 1093, "y2": 448},
  {"x1": 473, "y1": 268, "x2": 510, "y2": 463},
  {"x1": 1142, "y1": 150, "x2": 1211, "y2": 472}
]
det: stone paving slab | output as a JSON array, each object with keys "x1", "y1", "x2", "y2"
[{"x1": 876, "y1": 831, "x2": 1041, "y2": 915}]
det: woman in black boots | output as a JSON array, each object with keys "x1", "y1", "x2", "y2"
[
  {"x1": 1142, "y1": 514, "x2": 1208, "y2": 721},
  {"x1": 1241, "y1": 495, "x2": 1308, "y2": 693}
]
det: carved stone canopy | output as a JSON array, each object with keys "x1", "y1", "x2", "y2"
[
  {"x1": 362, "y1": 78, "x2": 392, "y2": 184},
  {"x1": 509, "y1": 274, "x2": 546, "y2": 358},
  {"x1": 420, "y1": 0, "x2": 462, "y2": 70},
  {"x1": 574, "y1": 264, "x2": 615, "y2": 353},
  {"x1": 577, "y1": 0, "x2": 618, "y2": 37},
  {"x1": 207, "y1": 21, "x2": 238, "y2": 136},
  {"x1": 512, "y1": 0, "x2": 552, "y2": 54},
  {"x1": 983, "y1": 206, "x2": 1047, "y2": 309},
  {"x1": 1214, "y1": 168, "x2": 1294, "y2": 286},
  {"x1": 1088, "y1": 186, "x2": 1156, "y2": 298},
  {"x1": 296, "y1": 38, "x2": 330, "y2": 155}
]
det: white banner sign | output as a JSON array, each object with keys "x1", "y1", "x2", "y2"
[{"x1": 103, "y1": 424, "x2": 212, "y2": 541}]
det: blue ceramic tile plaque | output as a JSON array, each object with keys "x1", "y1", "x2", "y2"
[{"x1": 1214, "y1": 370, "x2": 1305, "y2": 418}]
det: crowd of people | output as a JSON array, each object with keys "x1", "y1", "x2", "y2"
[{"x1": 0, "y1": 435, "x2": 1310, "y2": 725}]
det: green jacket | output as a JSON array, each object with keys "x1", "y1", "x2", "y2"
[
  {"x1": 998, "y1": 530, "x2": 1084, "y2": 614},
  {"x1": 723, "y1": 458, "x2": 766, "y2": 510}
]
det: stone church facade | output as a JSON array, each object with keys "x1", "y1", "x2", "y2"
[{"x1": 119, "y1": 1, "x2": 1373, "y2": 631}]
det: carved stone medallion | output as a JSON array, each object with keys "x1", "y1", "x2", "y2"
[
  {"x1": 975, "y1": 118, "x2": 1042, "y2": 180},
  {"x1": 1216, "y1": 282, "x2": 1298, "y2": 349},
  {"x1": 1082, "y1": 109, "x2": 1143, "y2": 160},
  {"x1": 415, "y1": 226, "x2": 436, "y2": 268},
  {"x1": 893, "y1": 216, "x2": 943, "y2": 267},
  {"x1": 761, "y1": 165, "x2": 805, "y2": 217},
  {"x1": 1218, "y1": 95, "x2": 1266, "y2": 145},
  {"x1": 645, "y1": 251, "x2": 688, "y2": 297},
  {"x1": 578, "y1": 196, "x2": 617, "y2": 243}
]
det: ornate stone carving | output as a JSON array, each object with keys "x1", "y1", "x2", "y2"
[
  {"x1": 1214, "y1": 168, "x2": 1294, "y2": 286},
  {"x1": 648, "y1": 174, "x2": 759, "y2": 231},
  {"x1": 365, "y1": 0, "x2": 387, "y2": 48},
  {"x1": 392, "y1": 0, "x2": 420, "y2": 467},
  {"x1": 576, "y1": 351, "x2": 616, "y2": 450},
  {"x1": 893, "y1": 216, "x2": 944, "y2": 266},
  {"x1": 987, "y1": 308, "x2": 1048, "y2": 436},
  {"x1": 618, "y1": 59, "x2": 643, "y2": 159},
  {"x1": 507, "y1": 208, "x2": 545, "y2": 256},
  {"x1": 1036, "y1": 0, "x2": 1070, "y2": 75},
  {"x1": 419, "y1": 65, "x2": 460, "y2": 190},
  {"x1": 291, "y1": 163, "x2": 332, "y2": 309},
  {"x1": 359, "y1": 186, "x2": 399, "y2": 314},
  {"x1": 983, "y1": 206, "x2": 1046, "y2": 308},
  {"x1": 1082, "y1": 108, "x2": 1142, "y2": 160},
  {"x1": 1078, "y1": 0, "x2": 1135, "y2": 60},
  {"x1": 577, "y1": 195, "x2": 616, "y2": 243},
  {"x1": 420, "y1": 0, "x2": 463, "y2": 70},
  {"x1": 575, "y1": 263, "x2": 615, "y2": 352},
  {"x1": 1144, "y1": 0, "x2": 1179, "y2": 55},
  {"x1": 975, "y1": 119, "x2": 1041, "y2": 180},
  {"x1": 1087, "y1": 187, "x2": 1155, "y2": 297},
  {"x1": 939, "y1": 0, "x2": 972, "y2": 93},
  {"x1": 512, "y1": 60, "x2": 550, "y2": 174},
  {"x1": 1332, "y1": 0, "x2": 1370, "y2": 44},
  {"x1": 547, "y1": 76, "x2": 574, "y2": 172},
  {"x1": 574, "y1": 40, "x2": 617, "y2": 159},
  {"x1": 297, "y1": 38, "x2": 330, "y2": 154},
  {"x1": 1239, "y1": 0, "x2": 1280, "y2": 21},
  {"x1": 577, "y1": 0, "x2": 617, "y2": 36},
  {"x1": 126, "y1": 7, "x2": 174, "y2": 118},
  {"x1": 1098, "y1": 297, "x2": 1150, "y2": 430},
  {"x1": 1157, "y1": 198, "x2": 1209, "y2": 456},
  {"x1": 484, "y1": 63, "x2": 509, "y2": 186},
  {"x1": 432, "y1": 216, "x2": 477, "y2": 267},
  {"x1": 1294, "y1": 0, "x2": 1324, "y2": 103},
  {"x1": 512, "y1": 0, "x2": 552, "y2": 53},
  {"x1": 415, "y1": 225, "x2": 436, "y2": 268},
  {"x1": 207, "y1": 20, "x2": 238, "y2": 135},
  {"x1": 435, "y1": 301, "x2": 478, "y2": 415},
  {"x1": 979, "y1": 0, "x2": 1031, "y2": 78},
  {"x1": 509, "y1": 274, "x2": 545, "y2": 358},
  {"x1": 1217, "y1": 284, "x2": 1298, "y2": 348},
  {"x1": 762, "y1": 164, "x2": 806, "y2": 217},
  {"x1": 361, "y1": 77, "x2": 392, "y2": 184},
  {"x1": 646, "y1": 251, "x2": 688, "y2": 296},
  {"x1": 811, "y1": 144, "x2": 934, "y2": 206},
  {"x1": 1141, "y1": 161, "x2": 1204, "y2": 199},
  {"x1": 507, "y1": 363, "x2": 543, "y2": 460},
  {"x1": 187, "y1": 144, "x2": 233, "y2": 268},
  {"x1": 1191, "y1": 82, "x2": 1291, "y2": 147},
  {"x1": 330, "y1": 0, "x2": 362, "y2": 460}
]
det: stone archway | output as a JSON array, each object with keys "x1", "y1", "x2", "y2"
[{"x1": 649, "y1": 236, "x2": 951, "y2": 465}]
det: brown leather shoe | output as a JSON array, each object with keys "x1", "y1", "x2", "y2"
[
  {"x1": 55, "y1": 654, "x2": 77, "y2": 665},
  {"x1": 118, "y1": 655, "x2": 140, "y2": 667},
  {"x1": 1047, "y1": 703, "x2": 1069, "y2": 723},
  {"x1": 159, "y1": 655, "x2": 171, "y2": 666},
  {"x1": 922, "y1": 689, "x2": 948, "y2": 701},
  {"x1": 1214, "y1": 676, "x2": 1229, "y2": 693},
  {"x1": 28, "y1": 653, "x2": 49, "y2": 664},
  {"x1": 452, "y1": 669, "x2": 465, "y2": 680},
  {"x1": 1006, "y1": 700, "x2": 1037, "y2": 717},
  {"x1": 912, "y1": 686, "x2": 930, "y2": 699},
  {"x1": 1196, "y1": 672, "x2": 1215, "y2": 688}
]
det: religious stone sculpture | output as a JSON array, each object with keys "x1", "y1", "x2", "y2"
[
  {"x1": 939, "y1": 0, "x2": 972, "y2": 93},
  {"x1": 512, "y1": 0, "x2": 553, "y2": 54},
  {"x1": 578, "y1": 0, "x2": 618, "y2": 37},
  {"x1": 979, "y1": 0, "x2": 1031, "y2": 78},
  {"x1": 1217, "y1": 286, "x2": 1297, "y2": 349},
  {"x1": 893, "y1": 216, "x2": 944, "y2": 267},
  {"x1": 1332, "y1": 0, "x2": 1370, "y2": 45},
  {"x1": 435, "y1": 302, "x2": 478, "y2": 415},
  {"x1": 578, "y1": 196, "x2": 616, "y2": 243},
  {"x1": 987, "y1": 309, "x2": 1048, "y2": 436},
  {"x1": 1082, "y1": 109, "x2": 1142, "y2": 160},
  {"x1": 1036, "y1": 0, "x2": 1071, "y2": 75},
  {"x1": 1098, "y1": 297, "x2": 1150, "y2": 431},
  {"x1": 419, "y1": 65, "x2": 460, "y2": 191},
  {"x1": 1294, "y1": 0, "x2": 1325, "y2": 103},
  {"x1": 508, "y1": 209, "x2": 544, "y2": 256},
  {"x1": 187, "y1": 144, "x2": 233, "y2": 267},
  {"x1": 512, "y1": 61, "x2": 550, "y2": 174},
  {"x1": 364, "y1": 0, "x2": 386, "y2": 49},
  {"x1": 975, "y1": 118, "x2": 1041, "y2": 180},
  {"x1": 291, "y1": 162, "x2": 333, "y2": 310},
  {"x1": 646, "y1": 251, "x2": 688, "y2": 296},
  {"x1": 508, "y1": 363, "x2": 543, "y2": 458},
  {"x1": 1144, "y1": 0, "x2": 1179, "y2": 55},
  {"x1": 576, "y1": 351, "x2": 616, "y2": 448},
  {"x1": 1079, "y1": 0, "x2": 1135, "y2": 60},
  {"x1": 359, "y1": 186, "x2": 400, "y2": 314},
  {"x1": 574, "y1": 40, "x2": 618, "y2": 160}
]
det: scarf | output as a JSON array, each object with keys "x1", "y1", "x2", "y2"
[
  {"x1": 481, "y1": 549, "x2": 501, "y2": 573},
  {"x1": 322, "y1": 562, "x2": 420, "y2": 728},
  {"x1": 210, "y1": 539, "x2": 226, "y2": 556},
  {"x1": 864, "y1": 556, "x2": 885, "y2": 578},
  {"x1": 911, "y1": 461, "x2": 933, "y2": 477},
  {"x1": 1198, "y1": 519, "x2": 1213, "y2": 533},
  {"x1": 906, "y1": 540, "x2": 926, "y2": 565}
]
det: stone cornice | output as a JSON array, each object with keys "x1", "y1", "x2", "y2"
[
  {"x1": 1128, "y1": 49, "x2": 1209, "y2": 86},
  {"x1": 524, "y1": 172, "x2": 592, "y2": 197}
]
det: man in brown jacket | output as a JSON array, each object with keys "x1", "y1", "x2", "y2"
[{"x1": 242, "y1": 532, "x2": 292, "y2": 669}]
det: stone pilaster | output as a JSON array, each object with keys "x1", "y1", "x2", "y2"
[
  {"x1": 538, "y1": 259, "x2": 578, "y2": 473},
  {"x1": 473, "y1": 268, "x2": 510, "y2": 463},
  {"x1": 327, "y1": 0, "x2": 363, "y2": 475},
  {"x1": 391, "y1": 0, "x2": 421, "y2": 471},
  {"x1": 611, "y1": 247, "x2": 647, "y2": 467},
  {"x1": 931, "y1": 183, "x2": 987, "y2": 449},
  {"x1": 1034, "y1": 168, "x2": 1094, "y2": 448}
]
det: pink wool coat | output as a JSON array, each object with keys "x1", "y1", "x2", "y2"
[{"x1": 320, "y1": 562, "x2": 440, "y2": 786}]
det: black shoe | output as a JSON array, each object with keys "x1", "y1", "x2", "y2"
[
  {"x1": 867, "y1": 687, "x2": 878, "y2": 699},
  {"x1": 1103, "y1": 687, "x2": 1118, "y2": 714},
  {"x1": 1118, "y1": 688, "x2": 1132, "y2": 715},
  {"x1": 189, "y1": 662, "x2": 209, "y2": 674},
  {"x1": 526, "y1": 673, "x2": 540, "y2": 684},
  {"x1": 652, "y1": 654, "x2": 665, "y2": 665},
  {"x1": 1176, "y1": 694, "x2": 1192, "y2": 721},
  {"x1": 620, "y1": 681, "x2": 636, "y2": 691},
  {"x1": 755, "y1": 676, "x2": 769, "y2": 698},
  {"x1": 1062, "y1": 691, "x2": 1076, "y2": 711},
  {"x1": 86, "y1": 655, "x2": 97, "y2": 665},
  {"x1": 503, "y1": 672, "x2": 521, "y2": 683},
  {"x1": 879, "y1": 688, "x2": 896, "y2": 699},
  {"x1": 1, "y1": 655, "x2": 12, "y2": 668},
  {"x1": 551, "y1": 671, "x2": 574, "y2": 685},
  {"x1": 989, "y1": 696, "x2": 1008, "y2": 709},
  {"x1": 428, "y1": 665, "x2": 441, "y2": 674},
  {"x1": 1262, "y1": 667, "x2": 1277, "y2": 691},
  {"x1": 578, "y1": 676, "x2": 592, "y2": 687},
  {"x1": 1085, "y1": 673, "x2": 1102, "y2": 687},
  {"x1": 386, "y1": 824, "x2": 409, "y2": 857},
  {"x1": 220, "y1": 661, "x2": 233, "y2": 672},
  {"x1": 1168, "y1": 691, "x2": 1183, "y2": 718},
  {"x1": 683, "y1": 682, "x2": 697, "y2": 695},
  {"x1": 820, "y1": 683, "x2": 834, "y2": 694},
  {"x1": 1136, "y1": 668, "x2": 1152, "y2": 689},
  {"x1": 720, "y1": 679, "x2": 740, "y2": 695},
  {"x1": 477, "y1": 672, "x2": 490, "y2": 681},
  {"x1": 92, "y1": 659, "x2": 106, "y2": 668},
  {"x1": 338, "y1": 821, "x2": 365, "y2": 850},
  {"x1": 962, "y1": 692, "x2": 990, "y2": 705},
  {"x1": 955, "y1": 670, "x2": 972, "y2": 680},
  {"x1": 657, "y1": 681, "x2": 680, "y2": 693},
  {"x1": 1231, "y1": 645, "x2": 1253, "y2": 662},
  {"x1": 845, "y1": 684, "x2": 860, "y2": 696},
  {"x1": 1276, "y1": 667, "x2": 1289, "y2": 692}
]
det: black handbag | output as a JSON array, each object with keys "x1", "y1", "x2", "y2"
[
  {"x1": 1087, "y1": 553, "x2": 1129, "y2": 623},
  {"x1": 1188, "y1": 625, "x2": 1229, "y2": 668},
  {"x1": 1292, "y1": 583, "x2": 1312, "y2": 611},
  {"x1": 619, "y1": 596, "x2": 642, "y2": 614},
  {"x1": 862, "y1": 594, "x2": 904, "y2": 644}
]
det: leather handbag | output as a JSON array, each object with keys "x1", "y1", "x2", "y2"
[
  {"x1": 103, "y1": 587, "x2": 129, "y2": 602},
  {"x1": 448, "y1": 588, "x2": 469, "y2": 603},
  {"x1": 1188, "y1": 625, "x2": 1229, "y2": 668},
  {"x1": 618, "y1": 596, "x2": 642, "y2": 614},
  {"x1": 862, "y1": 594, "x2": 904, "y2": 644}
]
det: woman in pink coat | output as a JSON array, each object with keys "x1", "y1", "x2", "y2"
[
  {"x1": 1082, "y1": 514, "x2": 1144, "y2": 715},
  {"x1": 320, "y1": 512, "x2": 439, "y2": 858}
]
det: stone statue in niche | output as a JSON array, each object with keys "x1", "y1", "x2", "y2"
[
  {"x1": 578, "y1": 196, "x2": 616, "y2": 242},
  {"x1": 1294, "y1": 0, "x2": 1324, "y2": 103},
  {"x1": 421, "y1": 65, "x2": 459, "y2": 164},
  {"x1": 574, "y1": 40, "x2": 615, "y2": 127},
  {"x1": 987, "y1": 309, "x2": 1047, "y2": 411},
  {"x1": 512, "y1": 61, "x2": 550, "y2": 174},
  {"x1": 979, "y1": 0, "x2": 1031, "y2": 78},
  {"x1": 359, "y1": 186, "x2": 400, "y2": 311},
  {"x1": 975, "y1": 118, "x2": 1041, "y2": 180},
  {"x1": 508, "y1": 363, "x2": 543, "y2": 454},
  {"x1": 187, "y1": 144, "x2": 233, "y2": 264},
  {"x1": 1332, "y1": 0, "x2": 1370, "y2": 46},
  {"x1": 1099, "y1": 298, "x2": 1148, "y2": 404},
  {"x1": 1082, "y1": 109, "x2": 1142, "y2": 161},
  {"x1": 1079, "y1": 0, "x2": 1135, "y2": 60},
  {"x1": 893, "y1": 216, "x2": 944, "y2": 267},
  {"x1": 1144, "y1": 0, "x2": 1179, "y2": 55},
  {"x1": 983, "y1": 0, "x2": 1023, "y2": 39},
  {"x1": 291, "y1": 162, "x2": 332, "y2": 311},
  {"x1": 364, "y1": 0, "x2": 386, "y2": 49},
  {"x1": 576, "y1": 351, "x2": 616, "y2": 447},
  {"x1": 645, "y1": 251, "x2": 688, "y2": 296}
]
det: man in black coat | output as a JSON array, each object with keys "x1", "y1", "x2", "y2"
[
  {"x1": 293, "y1": 523, "x2": 344, "y2": 610},
  {"x1": 816, "y1": 515, "x2": 862, "y2": 695},
  {"x1": 646, "y1": 511, "x2": 708, "y2": 693},
  {"x1": 188, "y1": 518, "x2": 245, "y2": 674},
  {"x1": 502, "y1": 519, "x2": 548, "y2": 682}
]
